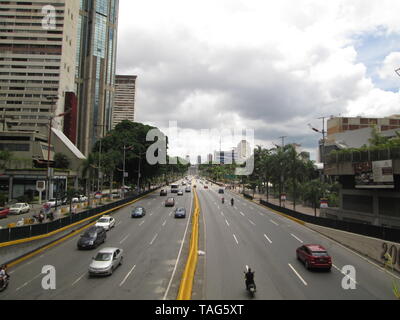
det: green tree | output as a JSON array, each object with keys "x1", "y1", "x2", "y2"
[{"x1": 54, "y1": 153, "x2": 70, "y2": 169}]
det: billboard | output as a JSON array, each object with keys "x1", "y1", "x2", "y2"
[{"x1": 354, "y1": 160, "x2": 394, "y2": 189}]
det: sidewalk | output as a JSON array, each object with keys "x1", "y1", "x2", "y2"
[{"x1": 228, "y1": 186, "x2": 321, "y2": 217}]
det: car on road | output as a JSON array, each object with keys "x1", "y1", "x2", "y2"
[
  {"x1": 77, "y1": 226, "x2": 107, "y2": 250},
  {"x1": 9, "y1": 203, "x2": 30, "y2": 215},
  {"x1": 160, "y1": 189, "x2": 168, "y2": 196},
  {"x1": 174, "y1": 208, "x2": 187, "y2": 219},
  {"x1": 177, "y1": 190, "x2": 184, "y2": 196},
  {"x1": 94, "y1": 192, "x2": 103, "y2": 199},
  {"x1": 185, "y1": 187, "x2": 191, "y2": 193},
  {"x1": 0, "y1": 207, "x2": 9, "y2": 219},
  {"x1": 219, "y1": 189, "x2": 225, "y2": 194},
  {"x1": 204, "y1": 185, "x2": 209, "y2": 189},
  {"x1": 165, "y1": 198, "x2": 175, "y2": 207},
  {"x1": 131, "y1": 206, "x2": 146, "y2": 218},
  {"x1": 95, "y1": 216, "x2": 116, "y2": 231},
  {"x1": 88, "y1": 248, "x2": 124, "y2": 277},
  {"x1": 296, "y1": 244, "x2": 332, "y2": 271},
  {"x1": 73, "y1": 195, "x2": 88, "y2": 203}
]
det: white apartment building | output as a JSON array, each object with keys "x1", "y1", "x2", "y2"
[{"x1": 0, "y1": 0, "x2": 79, "y2": 134}]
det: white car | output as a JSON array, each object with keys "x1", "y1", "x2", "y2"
[
  {"x1": 73, "y1": 195, "x2": 88, "y2": 203},
  {"x1": 9, "y1": 203, "x2": 30, "y2": 215},
  {"x1": 95, "y1": 216, "x2": 116, "y2": 231},
  {"x1": 89, "y1": 248, "x2": 124, "y2": 276}
]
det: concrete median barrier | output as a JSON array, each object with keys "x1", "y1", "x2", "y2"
[{"x1": 306, "y1": 223, "x2": 400, "y2": 273}]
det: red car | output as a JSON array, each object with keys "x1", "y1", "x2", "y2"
[
  {"x1": 0, "y1": 207, "x2": 10, "y2": 219},
  {"x1": 296, "y1": 244, "x2": 332, "y2": 271}
]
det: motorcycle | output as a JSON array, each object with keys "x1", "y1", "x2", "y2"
[
  {"x1": 0, "y1": 276, "x2": 9, "y2": 292},
  {"x1": 244, "y1": 267, "x2": 256, "y2": 298},
  {"x1": 222, "y1": 198, "x2": 225, "y2": 204},
  {"x1": 231, "y1": 199, "x2": 235, "y2": 206}
]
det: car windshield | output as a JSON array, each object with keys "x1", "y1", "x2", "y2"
[
  {"x1": 94, "y1": 253, "x2": 113, "y2": 261},
  {"x1": 134, "y1": 208, "x2": 143, "y2": 213},
  {"x1": 312, "y1": 252, "x2": 329, "y2": 257},
  {"x1": 13, "y1": 204, "x2": 23, "y2": 208},
  {"x1": 98, "y1": 218, "x2": 109, "y2": 223},
  {"x1": 83, "y1": 231, "x2": 96, "y2": 238}
]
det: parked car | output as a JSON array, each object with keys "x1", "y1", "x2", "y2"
[
  {"x1": 0, "y1": 207, "x2": 10, "y2": 219},
  {"x1": 94, "y1": 192, "x2": 103, "y2": 199},
  {"x1": 95, "y1": 216, "x2": 116, "y2": 231},
  {"x1": 131, "y1": 207, "x2": 146, "y2": 218},
  {"x1": 296, "y1": 244, "x2": 332, "y2": 271},
  {"x1": 9, "y1": 203, "x2": 30, "y2": 215},
  {"x1": 73, "y1": 195, "x2": 88, "y2": 203},
  {"x1": 160, "y1": 189, "x2": 168, "y2": 196},
  {"x1": 77, "y1": 226, "x2": 107, "y2": 250},
  {"x1": 165, "y1": 198, "x2": 175, "y2": 207},
  {"x1": 174, "y1": 208, "x2": 187, "y2": 219},
  {"x1": 88, "y1": 248, "x2": 124, "y2": 277}
]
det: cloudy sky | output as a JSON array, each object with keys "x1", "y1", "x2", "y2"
[{"x1": 116, "y1": 0, "x2": 400, "y2": 162}]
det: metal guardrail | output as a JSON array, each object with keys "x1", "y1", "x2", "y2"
[
  {"x1": 259, "y1": 199, "x2": 400, "y2": 243},
  {"x1": 0, "y1": 189, "x2": 157, "y2": 244}
]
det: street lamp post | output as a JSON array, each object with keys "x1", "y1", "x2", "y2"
[{"x1": 45, "y1": 95, "x2": 58, "y2": 201}]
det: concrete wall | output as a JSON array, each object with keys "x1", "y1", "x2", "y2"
[{"x1": 306, "y1": 223, "x2": 400, "y2": 273}]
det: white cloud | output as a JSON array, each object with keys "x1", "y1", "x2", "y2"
[{"x1": 117, "y1": 0, "x2": 400, "y2": 160}]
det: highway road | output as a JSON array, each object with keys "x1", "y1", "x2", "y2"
[
  {"x1": 197, "y1": 183, "x2": 399, "y2": 300},
  {"x1": 1, "y1": 185, "x2": 193, "y2": 300}
]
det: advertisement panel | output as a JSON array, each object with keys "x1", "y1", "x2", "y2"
[{"x1": 354, "y1": 160, "x2": 394, "y2": 189}]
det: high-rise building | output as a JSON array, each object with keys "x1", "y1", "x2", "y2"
[
  {"x1": 112, "y1": 75, "x2": 137, "y2": 129},
  {"x1": 237, "y1": 140, "x2": 251, "y2": 161},
  {"x1": 0, "y1": 0, "x2": 79, "y2": 134},
  {"x1": 75, "y1": 0, "x2": 119, "y2": 156},
  {"x1": 197, "y1": 155, "x2": 202, "y2": 165},
  {"x1": 207, "y1": 154, "x2": 213, "y2": 163}
]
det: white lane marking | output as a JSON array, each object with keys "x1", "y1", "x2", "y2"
[
  {"x1": 16, "y1": 273, "x2": 41, "y2": 291},
  {"x1": 288, "y1": 264, "x2": 308, "y2": 286},
  {"x1": 169, "y1": 212, "x2": 173, "y2": 217},
  {"x1": 248, "y1": 219, "x2": 256, "y2": 226},
  {"x1": 116, "y1": 221, "x2": 122, "y2": 227},
  {"x1": 333, "y1": 264, "x2": 358, "y2": 285},
  {"x1": 233, "y1": 234, "x2": 239, "y2": 245},
  {"x1": 119, "y1": 265, "x2": 136, "y2": 287},
  {"x1": 72, "y1": 273, "x2": 86, "y2": 286},
  {"x1": 221, "y1": 211, "x2": 225, "y2": 217},
  {"x1": 150, "y1": 234, "x2": 158, "y2": 246},
  {"x1": 162, "y1": 220, "x2": 167, "y2": 227},
  {"x1": 264, "y1": 234, "x2": 273, "y2": 244},
  {"x1": 225, "y1": 220, "x2": 230, "y2": 227},
  {"x1": 240, "y1": 212, "x2": 245, "y2": 217},
  {"x1": 270, "y1": 220, "x2": 279, "y2": 226},
  {"x1": 139, "y1": 220, "x2": 145, "y2": 227},
  {"x1": 163, "y1": 186, "x2": 195, "y2": 300},
  {"x1": 119, "y1": 234, "x2": 130, "y2": 244},
  {"x1": 291, "y1": 234, "x2": 304, "y2": 243}
]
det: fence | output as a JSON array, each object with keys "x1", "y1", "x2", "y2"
[
  {"x1": 0, "y1": 189, "x2": 156, "y2": 244},
  {"x1": 259, "y1": 199, "x2": 400, "y2": 243}
]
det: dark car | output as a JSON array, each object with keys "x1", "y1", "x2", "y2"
[
  {"x1": 174, "y1": 208, "x2": 187, "y2": 219},
  {"x1": 160, "y1": 189, "x2": 168, "y2": 196},
  {"x1": 0, "y1": 207, "x2": 9, "y2": 219},
  {"x1": 218, "y1": 189, "x2": 225, "y2": 194},
  {"x1": 296, "y1": 244, "x2": 332, "y2": 271},
  {"x1": 77, "y1": 226, "x2": 107, "y2": 250},
  {"x1": 131, "y1": 207, "x2": 146, "y2": 218},
  {"x1": 165, "y1": 198, "x2": 175, "y2": 207}
]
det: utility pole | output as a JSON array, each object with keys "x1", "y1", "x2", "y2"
[
  {"x1": 46, "y1": 95, "x2": 58, "y2": 201},
  {"x1": 95, "y1": 124, "x2": 106, "y2": 192},
  {"x1": 279, "y1": 136, "x2": 287, "y2": 148}
]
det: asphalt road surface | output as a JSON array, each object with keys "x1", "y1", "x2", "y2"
[
  {"x1": 197, "y1": 183, "x2": 399, "y2": 300},
  {"x1": 1, "y1": 185, "x2": 193, "y2": 300}
]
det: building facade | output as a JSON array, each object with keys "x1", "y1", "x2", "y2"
[
  {"x1": 0, "y1": 0, "x2": 79, "y2": 134},
  {"x1": 327, "y1": 115, "x2": 400, "y2": 137},
  {"x1": 75, "y1": 0, "x2": 119, "y2": 156},
  {"x1": 112, "y1": 75, "x2": 136, "y2": 129}
]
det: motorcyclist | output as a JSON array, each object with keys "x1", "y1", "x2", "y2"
[
  {"x1": 222, "y1": 197, "x2": 225, "y2": 204},
  {"x1": 244, "y1": 268, "x2": 256, "y2": 291},
  {"x1": 231, "y1": 198, "x2": 235, "y2": 206},
  {"x1": 0, "y1": 264, "x2": 9, "y2": 287}
]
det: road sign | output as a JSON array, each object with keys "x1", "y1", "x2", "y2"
[{"x1": 36, "y1": 181, "x2": 46, "y2": 192}]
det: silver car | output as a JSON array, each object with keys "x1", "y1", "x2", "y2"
[{"x1": 88, "y1": 248, "x2": 124, "y2": 276}]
